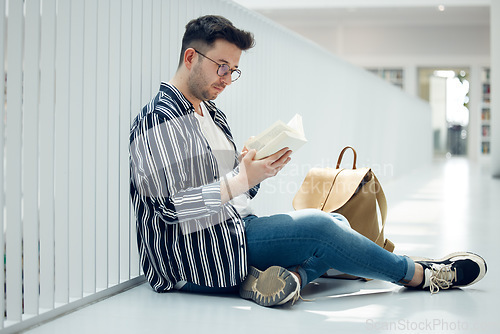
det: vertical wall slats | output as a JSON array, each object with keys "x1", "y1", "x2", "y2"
[
  {"x1": 129, "y1": 0, "x2": 144, "y2": 278},
  {"x1": 5, "y1": 0, "x2": 23, "y2": 322},
  {"x1": 169, "y1": 0, "x2": 179, "y2": 80},
  {"x1": 141, "y1": 0, "x2": 153, "y2": 102},
  {"x1": 95, "y1": 0, "x2": 110, "y2": 291},
  {"x1": 120, "y1": 0, "x2": 133, "y2": 282},
  {"x1": 22, "y1": 0, "x2": 41, "y2": 316},
  {"x1": 0, "y1": 0, "x2": 6, "y2": 329},
  {"x1": 82, "y1": 0, "x2": 98, "y2": 295},
  {"x1": 54, "y1": 0, "x2": 71, "y2": 305},
  {"x1": 108, "y1": 0, "x2": 122, "y2": 287},
  {"x1": 151, "y1": 0, "x2": 161, "y2": 91},
  {"x1": 39, "y1": 0, "x2": 56, "y2": 310},
  {"x1": 178, "y1": 0, "x2": 187, "y2": 36},
  {"x1": 187, "y1": 0, "x2": 197, "y2": 19},
  {"x1": 68, "y1": 0, "x2": 85, "y2": 300},
  {"x1": 201, "y1": 0, "x2": 214, "y2": 16},
  {"x1": 177, "y1": 0, "x2": 186, "y2": 71},
  {"x1": 160, "y1": 0, "x2": 171, "y2": 83}
]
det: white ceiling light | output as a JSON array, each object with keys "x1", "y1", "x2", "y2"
[{"x1": 434, "y1": 70, "x2": 456, "y2": 78}]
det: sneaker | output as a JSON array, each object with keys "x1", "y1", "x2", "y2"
[
  {"x1": 239, "y1": 266, "x2": 300, "y2": 307},
  {"x1": 411, "y1": 252, "x2": 487, "y2": 294}
]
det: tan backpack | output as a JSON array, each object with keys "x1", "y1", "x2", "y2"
[{"x1": 292, "y1": 146, "x2": 394, "y2": 278}]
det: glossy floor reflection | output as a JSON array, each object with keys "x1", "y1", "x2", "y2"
[{"x1": 24, "y1": 157, "x2": 500, "y2": 334}]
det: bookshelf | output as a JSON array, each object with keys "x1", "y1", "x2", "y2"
[
  {"x1": 367, "y1": 68, "x2": 404, "y2": 89},
  {"x1": 481, "y1": 68, "x2": 491, "y2": 154}
]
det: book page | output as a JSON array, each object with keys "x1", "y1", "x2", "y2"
[
  {"x1": 254, "y1": 130, "x2": 307, "y2": 159},
  {"x1": 286, "y1": 114, "x2": 305, "y2": 137},
  {"x1": 245, "y1": 121, "x2": 293, "y2": 151},
  {"x1": 244, "y1": 114, "x2": 307, "y2": 159}
]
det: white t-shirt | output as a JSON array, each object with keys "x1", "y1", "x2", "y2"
[{"x1": 194, "y1": 103, "x2": 254, "y2": 218}]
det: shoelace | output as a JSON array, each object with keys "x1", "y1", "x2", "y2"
[
  {"x1": 428, "y1": 264, "x2": 457, "y2": 294},
  {"x1": 290, "y1": 291, "x2": 301, "y2": 305},
  {"x1": 290, "y1": 290, "x2": 314, "y2": 305},
  {"x1": 289, "y1": 270, "x2": 314, "y2": 305}
]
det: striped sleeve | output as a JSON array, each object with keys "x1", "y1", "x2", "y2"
[{"x1": 130, "y1": 111, "x2": 225, "y2": 224}]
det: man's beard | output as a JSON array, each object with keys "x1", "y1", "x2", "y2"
[{"x1": 188, "y1": 64, "x2": 221, "y2": 101}]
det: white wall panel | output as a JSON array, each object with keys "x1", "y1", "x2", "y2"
[
  {"x1": 151, "y1": 0, "x2": 161, "y2": 92},
  {"x1": 22, "y1": 0, "x2": 41, "y2": 316},
  {"x1": 54, "y1": 0, "x2": 71, "y2": 306},
  {"x1": 157, "y1": 0, "x2": 172, "y2": 81},
  {"x1": 5, "y1": 0, "x2": 24, "y2": 322},
  {"x1": 178, "y1": 0, "x2": 187, "y2": 43},
  {"x1": 168, "y1": 0, "x2": 179, "y2": 74},
  {"x1": 141, "y1": 0, "x2": 153, "y2": 103},
  {"x1": 108, "y1": 0, "x2": 122, "y2": 286},
  {"x1": 129, "y1": 0, "x2": 144, "y2": 278},
  {"x1": 0, "y1": 0, "x2": 6, "y2": 326},
  {"x1": 120, "y1": 0, "x2": 133, "y2": 282},
  {"x1": 187, "y1": 0, "x2": 198, "y2": 20},
  {"x1": 38, "y1": 0, "x2": 56, "y2": 312},
  {"x1": 95, "y1": 0, "x2": 110, "y2": 291},
  {"x1": 160, "y1": 0, "x2": 171, "y2": 81},
  {"x1": 82, "y1": 0, "x2": 98, "y2": 295},
  {"x1": 68, "y1": 0, "x2": 85, "y2": 300}
]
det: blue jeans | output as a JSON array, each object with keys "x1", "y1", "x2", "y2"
[{"x1": 181, "y1": 209, "x2": 415, "y2": 293}]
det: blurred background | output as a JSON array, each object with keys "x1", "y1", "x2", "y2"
[{"x1": 234, "y1": 0, "x2": 491, "y2": 160}]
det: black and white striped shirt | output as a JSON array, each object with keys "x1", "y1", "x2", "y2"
[{"x1": 130, "y1": 82, "x2": 259, "y2": 291}]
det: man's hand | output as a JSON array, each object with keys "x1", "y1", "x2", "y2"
[
  {"x1": 220, "y1": 147, "x2": 291, "y2": 203},
  {"x1": 238, "y1": 136, "x2": 254, "y2": 162},
  {"x1": 237, "y1": 147, "x2": 292, "y2": 189}
]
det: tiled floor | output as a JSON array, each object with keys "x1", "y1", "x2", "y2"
[{"x1": 24, "y1": 157, "x2": 500, "y2": 333}]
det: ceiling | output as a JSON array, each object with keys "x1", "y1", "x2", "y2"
[{"x1": 232, "y1": 0, "x2": 490, "y2": 30}]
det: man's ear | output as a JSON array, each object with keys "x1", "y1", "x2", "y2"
[{"x1": 184, "y1": 48, "x2": 197, "y2": 70}]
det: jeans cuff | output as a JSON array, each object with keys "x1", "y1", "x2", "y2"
[{"x1": 397, "y1": 256, "x2": 415, "y2": 285}]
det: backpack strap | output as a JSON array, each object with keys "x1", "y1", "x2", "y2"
[{"x1": 373, "y1": 174, "x2": 394, "y2": 252}]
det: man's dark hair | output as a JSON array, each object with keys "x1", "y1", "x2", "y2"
[{"x1": 178, "y1": 15, "x2": 255, "y2": 67}]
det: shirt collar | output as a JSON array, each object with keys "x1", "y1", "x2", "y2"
[
  {"x1": 160, "y1": 82, "x2": 194, "y2": 114},
  {"x1": 160, "y1": 82, "x2": 228, "y2": 125},
  {"x1": 160, "y1": 82, "x2": 222, "y2": 120},
  {"x1": 159, "y1": 82, "x2": 236, "y2": 150}
]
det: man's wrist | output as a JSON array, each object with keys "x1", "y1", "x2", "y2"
[{"x1": 221, "y1": 173, "x2": 249, "y2": 203}]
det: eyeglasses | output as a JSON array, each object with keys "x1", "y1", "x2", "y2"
[{"x1": 195, "y1": 50, "x2": 241, "y2": 82}]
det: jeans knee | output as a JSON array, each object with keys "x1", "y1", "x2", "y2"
[{"x1": 294, "y1": 209, "x2": 348, "y2": 236}]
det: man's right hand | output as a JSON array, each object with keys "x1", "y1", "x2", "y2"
[
  {"x1": 220, "y1": 147, "x2": 292, "y2": 203},
  {"x1": 237, "y1": 147, "x2": 292, "y2": 189}
]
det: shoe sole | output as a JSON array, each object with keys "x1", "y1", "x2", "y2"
[
  {"x1": 239, "y1": 266, "x2": 299, "y2": 307},
  {"x1": 410, "y1": 251, "x2": 487, "y2": 287}
]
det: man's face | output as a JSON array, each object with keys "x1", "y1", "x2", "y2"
[{"x1": 187, "y1": 39, "x2": 242, "y2": 102}]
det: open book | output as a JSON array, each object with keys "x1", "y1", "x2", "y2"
[{"x1": 244, "y1": 114, "x2": 307, "y2": 160}]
